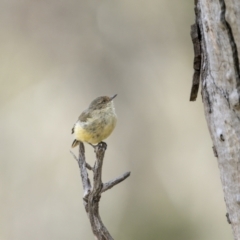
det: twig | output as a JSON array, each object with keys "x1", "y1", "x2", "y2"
[
  {"x1": 101, "y1": 172, "x2": 131, "y2": 193},
  {"x1": 86, "y1": 162, "x2": 93, "y2": 170},
  {"x1": 71, "y1": 142, "x2": 130, "y2": 240},
  {"x1": 71, "y1": 151, "x2": 93, "y2": 171}
]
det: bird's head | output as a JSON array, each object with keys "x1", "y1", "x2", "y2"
[{"x1": 89, "y1": 94, "x2": 117, "y2": 110}]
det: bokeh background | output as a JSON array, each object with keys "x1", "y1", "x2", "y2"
[{"x1": 0, "y1": 0, "x2": 233, "y2": 239}]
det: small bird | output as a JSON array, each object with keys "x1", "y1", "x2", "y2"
[{"x1": 71, "y1": 94, "x2": 117, "y2": 148}]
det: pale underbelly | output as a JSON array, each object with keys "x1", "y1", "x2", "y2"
[{"x1": 74, "y1": 118, "x2": 116, "y2": 144}]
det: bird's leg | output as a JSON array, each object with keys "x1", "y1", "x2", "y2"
[
  {"x1": 88, "y1": 143, "x2": 96, "y2": 148},
  {"x1": 88, "y1": 142, "x2": 98, "y2": 150},
  {"x1": 88, "y1": 142, "x2": 107, "y2": 152}
]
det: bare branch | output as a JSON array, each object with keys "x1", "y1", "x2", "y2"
[
  {"x1": 88, "y1": 142, "x2": 113, "y2": 240},
  {"x1": 71, "y1": 143, "x2": 91, "y2": 202},
  {"x1": 71, "y1": 141, "x2": 130, "y2": 239},
  {"x1": 70, "y1": 150, "x2": 78, "y2": 161},
  {"x1": 101, "y1": 171, "x2": 131, "y2": 193},
  {"x1": 86, "y1": 163, "x2": 93, "y2": 171},
  {"x1": 70, "y1": 150, "x2": 93, "y2": 170}
]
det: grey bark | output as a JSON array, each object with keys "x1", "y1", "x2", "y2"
[
  {"x1": 71, "y1": 142, "x2": 130, "y2": 240},
  {"x1": 191, "y1": 0, "x2": 240, "y2": 239}
]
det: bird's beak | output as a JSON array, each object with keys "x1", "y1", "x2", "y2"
[{"x1": 110, "y1": 94, "x2": 117, "y2": 101}]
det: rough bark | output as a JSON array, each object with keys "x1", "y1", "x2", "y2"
[{"x1": 191, "y1": 0, "x2": 240, "y2": 239}]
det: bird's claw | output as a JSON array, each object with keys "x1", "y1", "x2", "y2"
[{"x1": 88, "y1": 142, "x2": 107, "y2": 152}]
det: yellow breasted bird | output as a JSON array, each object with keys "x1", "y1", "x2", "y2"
[{"x1": 71, "y1": 94, "x2": 117, "y2": 148}]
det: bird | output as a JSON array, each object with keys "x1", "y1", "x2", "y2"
[{"x1": 71, "y1": 94, "x2": 117, "y2": 148}]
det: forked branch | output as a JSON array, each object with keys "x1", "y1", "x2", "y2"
[{"x1": 71, "y1": 142, "x2": 130, "y2": 240}]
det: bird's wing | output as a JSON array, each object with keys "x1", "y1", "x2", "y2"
[
  {"x1": 78, "y1": 109, "x2": 92, "y2": 122},
  {"x1": 72, "y1": 109, "x2": 92, "y2": 134}
]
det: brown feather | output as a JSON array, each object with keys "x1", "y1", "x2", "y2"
[{"x1": 78, "y1": 109, "x2": 92, "y2": 122}]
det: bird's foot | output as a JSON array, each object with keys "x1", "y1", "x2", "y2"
[
  {"x1": 98, "y1": 141, "x2": 107, "y2": 150},
  {"x1": 88, "y1": 142, "x2": 107, "y2": 152}
]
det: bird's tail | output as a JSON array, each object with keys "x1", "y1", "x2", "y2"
[{"x1": 72, "y1": 139, "x2": 80, "y2": 148}]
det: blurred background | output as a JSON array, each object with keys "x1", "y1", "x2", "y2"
[{"x1": 0, "y1": 0, "x2": 233, "y2": 239}]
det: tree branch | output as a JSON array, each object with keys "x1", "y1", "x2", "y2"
[
  {"x1": 71, "y1": 142, "x2": 130, "y2": 239},
  {"x1": 101, "y1": 171, "x2": 131, "y2": 193}
]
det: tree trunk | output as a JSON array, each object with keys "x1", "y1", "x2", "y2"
[{"x1": 191, "y1": 0, "x2": 240, "y2": 239}]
